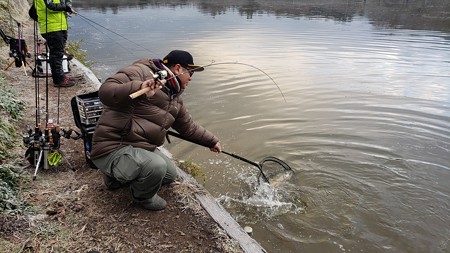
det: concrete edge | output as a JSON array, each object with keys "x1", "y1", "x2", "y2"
[
  {"x1": 71, "y1": 58, "x2": 102, "y2": 89},
  {"x1": 176, "y1": 167, "x2": 267, "y2": 253}
]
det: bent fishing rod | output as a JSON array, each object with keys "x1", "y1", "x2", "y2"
[{"x1": 128, "y1": 61, "x2": 287, "y2": 103}]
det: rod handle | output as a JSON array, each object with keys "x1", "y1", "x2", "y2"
[
  {"x1": 129, "y1": 79, "x2": 166, "y2": 99},
  {"x1": 129, "y1": 87, "x2": 150, "y2": 99}
]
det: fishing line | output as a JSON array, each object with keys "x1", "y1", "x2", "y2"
[
  {"x1": 197, "y1": 61, "x2": 287, "y2": 103},
  {"x1": 75, "y1": 14, "x2": 137, "y2": 58},
  {"x1": 75, "y1": 13, "x2": 158, "y2": 57}
]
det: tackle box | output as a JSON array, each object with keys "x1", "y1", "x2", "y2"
[
  {"x1": 76, "y1": 95, "x2": 103, "y2": 125},
  {"x1": 71, "y1": 91, "x2": 103, "y2": 169}
]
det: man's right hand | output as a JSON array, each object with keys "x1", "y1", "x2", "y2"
[
  {"x1": 141, "y1": 79, "x2": 165, "y2": 97},
  {"x1": 65, "y1": 6, "x2": 76, "y2": 14},
  {"x1": 69, "y1": 8, "x2": 77, "y2": 14}
]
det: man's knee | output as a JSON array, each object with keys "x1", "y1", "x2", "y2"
[
  {"x1": 163, "y1": 165, "x2": 178, "y2": 184},
  {"x1": 139, "y1": 157, "x2": 167, "y2": 182}
]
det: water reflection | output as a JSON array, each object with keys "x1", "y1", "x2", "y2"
[{"x1": 74, "y1": 0, "x2": 450, "y2": 32}]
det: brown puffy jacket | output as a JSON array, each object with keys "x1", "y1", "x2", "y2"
[{"x1": 90, "y1": 58, "x2": 219, "y2": 160}]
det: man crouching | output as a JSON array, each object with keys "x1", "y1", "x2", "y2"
[{"x1": 90, "y1": 50, "x2": 222, "y2": 210}]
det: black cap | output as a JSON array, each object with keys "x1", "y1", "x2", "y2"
[{"x1": 163, "y1": 50, "x2": 204, "y2": 72}]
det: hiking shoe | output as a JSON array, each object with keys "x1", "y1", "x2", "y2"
[
  {"x1": 54, "y1": 76, "x2": 76, "y2": 87},
  {"x1": 103, "y1": 174, "x2": 124, "y2": 190},
  {"x1": 134, "y1": 194, "x2": 167, "y2": 211}
]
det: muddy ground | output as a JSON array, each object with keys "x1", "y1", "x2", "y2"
[{"x1": 0, "y1": 22, "x2": 243, "y2": 253}]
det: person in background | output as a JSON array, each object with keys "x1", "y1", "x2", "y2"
[
  {"x1": 35, "y1": 0, "x2": 76, "y2": 87},
  {"x1": 90, "y1": 50, "x2": 222, "y2": 211}
]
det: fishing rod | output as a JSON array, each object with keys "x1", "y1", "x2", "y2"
[
  {"x1": 129, "y1": 60, "x2": 287, "y2": 103},
  {"x1": 69, "y1": 11, "x2": 295, "y2": 185}
]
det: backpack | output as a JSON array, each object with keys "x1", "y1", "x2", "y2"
[{"x1": 28, "y1": 3, "x2": 38, "y2": 21}]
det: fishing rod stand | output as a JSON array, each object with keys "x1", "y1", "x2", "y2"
[
  {"x1": 33, "y1": 142, "x2": 50, "y2": 179},
  {"x1": 23, "y1": 126, "x2": 78, "y2": 180},
  {"x1": 23, "y1": 127, "x2": 51, "y2": 180},
  {"x1": 0, "y1": 25, "x2": 32, "y2": 72}
]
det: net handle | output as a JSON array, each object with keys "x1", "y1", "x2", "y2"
[
  {"x1": 166, "y1": 130, "x2": 270, "y2": 183},
  {"x1": 221, "y1": 151, "x2": 270, "y2": 183}
]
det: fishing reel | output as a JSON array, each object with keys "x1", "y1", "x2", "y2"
[
  {"x1": 129, "y1": 70, "x2": 168, "y2": 99},
  {"x1": 153, "y1": 70, "x2": 168, "y2": 80}
]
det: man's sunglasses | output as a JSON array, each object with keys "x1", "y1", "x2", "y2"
[{"x1": 182, "y1": 66, "x2": 194, "y2": 77}]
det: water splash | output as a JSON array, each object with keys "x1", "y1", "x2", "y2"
[{"x1": 217, "y1": 169, "x2": 304, "y2": 223}]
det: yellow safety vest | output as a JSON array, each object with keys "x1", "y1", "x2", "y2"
[{"x1": 35, "y1": 0, "x2": 68, "y2": 34}]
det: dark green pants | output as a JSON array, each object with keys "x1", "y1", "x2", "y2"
[{"x1": 92, "y1": 146, "x2": 178, "y2": 201}]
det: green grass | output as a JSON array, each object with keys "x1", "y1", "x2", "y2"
[
  {"x1": 66, "y1": 40, "x2": 94, "y2": 69},
  {"x1": 0, "y1": 74, "x2": 24, "y2": 161},
  {"x1": 0, "y1": 75, "x2": 24, "y2": 121},
  {"x1": 0, "y1": 163, "x2": 29, "y2": 214},
  {"x1": 0, "y1": 238, "x2": 21, "y2": 252},
  {"x1": 0, "y1": 73, "x2": 28, "y2": 214},
  {"x1": 177, "y1": 159, "x2": 207, "y2": 184}
]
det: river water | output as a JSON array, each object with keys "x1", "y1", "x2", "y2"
[{"x1": 70, "y1": 1, "x2": 450, "y2": 252}]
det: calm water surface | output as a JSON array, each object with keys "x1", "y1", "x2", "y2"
[{"x1": 71, "y1": 1, "x2": 450, "y2": 252}]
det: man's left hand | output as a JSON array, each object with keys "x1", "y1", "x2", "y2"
[{"x1": 210, "y1": 142, "x2": 222, "y2": 153}]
